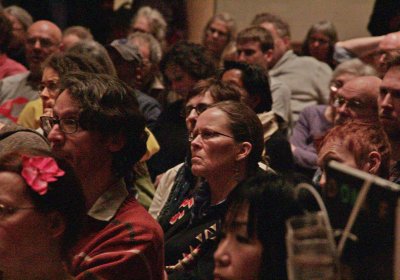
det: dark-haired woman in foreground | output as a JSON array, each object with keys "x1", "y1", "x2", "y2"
[{"x1": 214, "y1": 173, "x2": 303, "y2": 280}]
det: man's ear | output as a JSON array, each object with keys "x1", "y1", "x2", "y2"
[
  {"x1": 46, "y1": 212, "x2": 66, "y2": 239},
  {"x1": 235, "y1": 142, "x2": 252, "y2": 161},
  {"x1": 282, "y1": 36, "x2": 291, "y2": 49},
  {"x1": 364, "y1": 151, "x2": 382, "y2": 175},
  {"x1": 107, "y1": 132, "x2": 127, "y2": 152},
  {"x1": 264, "y1": 49, "x2": 274, "y2": 66}
]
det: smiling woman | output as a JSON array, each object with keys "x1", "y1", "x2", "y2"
[{"x1": 0, "y1": 148, "x2": 86, "y2": 280}]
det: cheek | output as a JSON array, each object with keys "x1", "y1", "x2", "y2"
[{"x1": 233, "y1": 246, "x2": 263, "y2": 279}]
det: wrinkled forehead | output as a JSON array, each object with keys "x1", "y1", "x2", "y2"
[{"x1": 340, "y1": 77, "x2": 380, "y2": 100}]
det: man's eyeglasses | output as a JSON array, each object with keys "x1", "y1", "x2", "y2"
[
  {"x1": 189, "y1": 129, "x2": 234, "y2": 142},
  {"x1": 38, "y1": 80, "x2": 60, "y2": 95},
  {"x1": 184, "y1": 103, "x2": 209, "y2": 117},
  {"x1": 330, "y1": 80, "x2": 344, "y2": 93},
  {"x1": 40, "y1": 116, "x2": 80, "y2": 134},
  {"x1": 333, "y1": 95, "x2": 363, "y2": 109},
  {"x1": 0, "y1": 203, "x2": 35, "y2": 218}
]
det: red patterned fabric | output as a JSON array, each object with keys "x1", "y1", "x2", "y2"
[{"x1": 70, "y1": 195, "x2": 165, "y2": 280}]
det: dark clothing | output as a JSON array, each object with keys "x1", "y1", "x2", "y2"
[
  {"x1": 147, "y1": 99, "x2": 188, "y2": 179},
  {"x1": 136, "y1": 89, "x2": 162, "y2": 131}
]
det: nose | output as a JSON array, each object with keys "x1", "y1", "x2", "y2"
[
  {"x1": 185, "y1": 109, "x2": 198, "y2": 132},
  {"x1": 33, "y1": 39, "x2": 41, "y2": 49},
  {"x1": 237, "y1": 52, "x2": 246, "y2": 62},
  {"x1": 47, "y1": 124, "x2": 64, "y2": 144},
  {"x1": 380, "y1": 93, "x2": 392, "y2": 108},
  {"x1": 214, "y1": 238, "x2": 230, "y2": 268}
]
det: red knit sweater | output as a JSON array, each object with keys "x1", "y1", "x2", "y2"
[{"x1": 70, "y1": 195, "x2": 165, "y2": 280}]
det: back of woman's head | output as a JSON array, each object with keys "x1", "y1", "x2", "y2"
[
  {"x1": 43, "y1": 52, "x2": 108, "y2": 77},
  {"x1": 209, "y1": 101, "x2": 264, "y2": 171},
  {"x1": 225, "y1": 173, "x2": 303, "y2": 279},
  {"x1": 67, "y1": 40, "x2": 117, "y2": 76},
  {"x1": 0, "y1": 148, "x2": 86, "y2": 260}
]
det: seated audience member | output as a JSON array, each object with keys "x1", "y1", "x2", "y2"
[
  {"x1": 317, "y1": 120, "x2": 391, "y2": 279},
  {"x1": 0, "y1": 148, "x2": 86, "y2": 280},
  {"x1": 0, "y1": 12, "x2": 27, "y2": 79},
  {"x1": 252, "y1": 13, "x2": 332, "y2": 122},
  {"x1": 378, "y1": 56, "x2": 400, "y2": 183},
  {"x1": 129, "y1": 6, "x2": 167, "y2": 50},
  {"x1": 42, "y1": 72, "x2": 164, "y2": 279},
  {"x1": 0, "y1": 20, "x2": 62, "y2": 124},
  {"x1": 128, "y1": 32, "x2": 165, "y2": 102},
  {"x1": 67, "y1": 40, "x2": 117, "y2": 76},
  {"x1": 18, "y1": 52, "x2": 108, "y2": 130},
  {"x1": 149, "y1": 78, "x2": 242, "y2": 220},
  {"x1": 214, "y1": 173, "x2": 303, "y2": 280},
  {"x1": 235, "y1": 26, "x2": 291, "y2": 128},
  {"x1": 163, "y1": 101, "x2": 265, "y2": 279},
  {"x1": 62, "y1": 25, "x2": 94, "y2": 51},
  {"x1": 333, "y1": 32, "x2": 399, "y2": 77},
  {"x1": 220, "y1": 60, "x2": 293, "y2": 172},
  {"x1": 291, "y1": 59, "x2": 377, "y2": 176},
  {"x1": 147, "y1": 41, "x2": 216, "y2": 180},
  {"x1": 202, "y1": 12, "x2": 236, "y2": 64},
  {"x1": 3, "y1": 5, "x2": 33, "y2": 67},
  {"x1": 106, "y1": 39, "x2": 162, "y2": 130},
  {"x1": 301, "y1": 20, "x2": 338, "y2": 68},
  {"x1": 333, "y1": 75, "x2": 381, "y2": 125}
]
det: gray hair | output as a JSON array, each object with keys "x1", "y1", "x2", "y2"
[
  {"x1": 130, "y1": 6, "x2": 167, "y2": 46},
  {"x1": 333, "y1": 58, "x2": 377, "y2": 80},
  {"x1": 205, "y1": 12, "x2": 237, "y2": 41},
  {"x1": 128, "y1": 31, "x2": 162, "y2": 64},
  {"x1": 4, "y1": 5, "x2": 33, "y2": 31}
]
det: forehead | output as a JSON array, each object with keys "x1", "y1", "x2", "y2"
[
  {"x1": 259, "y1": 22, "x2": 280, "y2": 39},
  {"x1": 133, "y1": 16, "x2": 150, "y2": 32},
  {"x1": 237, "y1": 40, "x2": 261, "y2": 51},
  {"x1": 28, "y1": 22, "x2": 59, "y2": 40},
  {"x1": 382, "y1": 66, "x2": 400, "y2": 90},
  {"x1": 222, "y1": 69, "x2": 243, "y2": 85},
  {"x1": 318, "y1": 139, "x2": 354, "y2": 164},
  {"x1": 209, "y1": 19, "x2": 229, "y2": 33},
  {"x1": 0, "y1": 171, "x2": 28, "y2": 205},
  {"x1": 340, "y1": 79, "x2": 378, "y2": 100},
  {"x1": 187, "y1": 91, "x2": 215, "y2": 106},
  {"x1": 42, "y1": 67, "x2": 59, "y2": 80},
  {"x1": 195, "y1": 107, "x2": 230, "y2": 129},
  {"x1": 310, "y1": 32, "x2": 329, "y2": 40},
  {"x1": 333, "y1": 73, "x2": 357, "y2": 83},
  {"x1": 53, "y1": 90, "x2": 80, "y2": 116}
]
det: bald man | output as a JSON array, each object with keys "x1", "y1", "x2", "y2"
[
  {"x1": 0, "y1": 20, "x2": 62, "y2": 123},
  {"x1": 333, "y1": 76, "x2": 381, "y2": 125},
  {"x1": 377, "y1": 32, "x2": 400, "y2": 74}
]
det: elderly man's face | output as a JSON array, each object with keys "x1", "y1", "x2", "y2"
[
  {"x1": 379, "y1": 65, "x2": 400, "y2": 138},
  {"x1": 333, "y1": 77, "x2": 380, "y2": 125}
]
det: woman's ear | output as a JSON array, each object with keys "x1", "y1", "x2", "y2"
[
  {"x1": 235, "y1": 142, "x2": 252, "y2": 161},
  {"x1": 46, "y1": 212, "x2": 66, "y2": 239},
  {"x1": 364, "y1": 151, "x2": 382, "y2": 175}
]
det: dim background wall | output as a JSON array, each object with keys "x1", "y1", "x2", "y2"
[{"x1": 187, "y1": 0, "x2": 376, "y2": 44}]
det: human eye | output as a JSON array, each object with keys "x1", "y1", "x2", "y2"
[
  {"x1": 201, "y1": 130, "x2": 216, "y2": 140},
  {"x1": 61, "y1": 119, "x2": 78, "y2": 133}
]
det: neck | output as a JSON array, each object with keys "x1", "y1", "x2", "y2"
[
  {"x1": 207, "y1": 164, "x2": 247, "y2": 205},
  {"x1": 80, "y1": 166, "x2": 120, "y2": 209}
]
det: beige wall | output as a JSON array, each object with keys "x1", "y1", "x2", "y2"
[
  {"x1": 187, "y1": 0, "x2": 215, "y2": 43},
  {"x1": 216, "y1": 0, "x2": 375, "y2": 43}
]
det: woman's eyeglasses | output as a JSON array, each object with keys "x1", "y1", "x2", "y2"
[{"x1": 189, "y1": 129, "x2": 234, "y2": 142}]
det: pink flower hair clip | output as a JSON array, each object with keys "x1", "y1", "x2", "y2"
[{"x1": 21, "y1": 155, "x2": 65, "y2": 195}]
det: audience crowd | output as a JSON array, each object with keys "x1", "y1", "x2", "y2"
[{"x1": 0, "y1": 3, "x2": 399, "y2": 280}]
